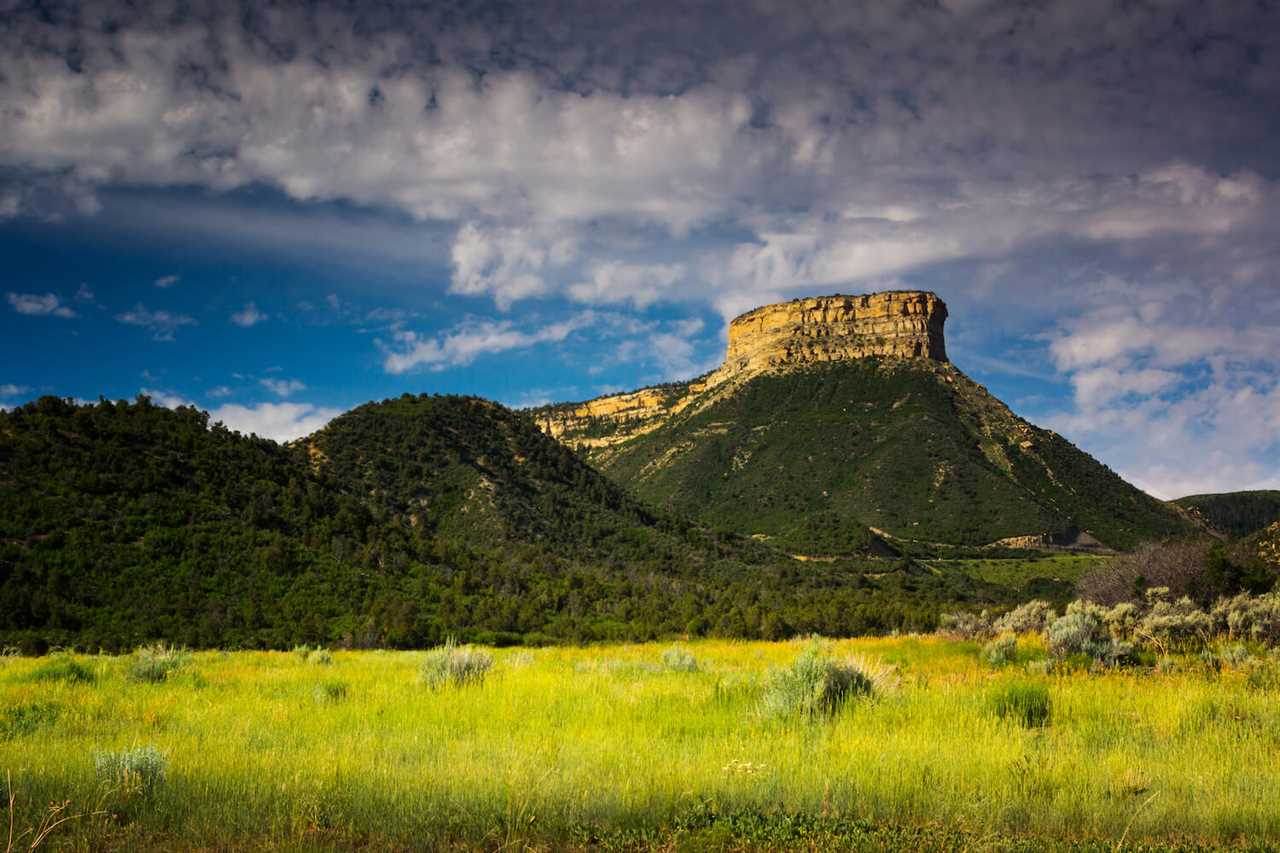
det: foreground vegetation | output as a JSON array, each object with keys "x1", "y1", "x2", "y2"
[{"x1": 6, "y1": 636, "x2": 1280, "y2": 850}]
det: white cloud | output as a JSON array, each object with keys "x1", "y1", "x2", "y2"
[
  {"x1": 154, "y1": 274, "x2": 180, "y2": 288},
  {"x1": 0, "y1": 383, "x2": 29, "y2": 400},
  {"x1": 209, "y1": 402, "x2": 342, "y2": 443},
  {"x1": 116, "y1": 304, "x2": 197, "y2": 341},
  {"x1": 260, "y1": 377, "x2": 306, "y2": 397},
  {"x1": 230, "y1": 302, "x2": 268, "y2": 327},
  {"x1": 567, "y1": 261, "x2": 687, "y2": 309},
  {"x1": 381, "y1": 312, "x2": 597, "y2": 374},
  {"x1": 207, "y1": 385, "x2": 233, "y2": 399},
  {"x1": 7, "y1": 292, "x2": 76, "y2": 318},
  {"x1": 140, "y1": 387, "x2": 194, "y2": 409}
]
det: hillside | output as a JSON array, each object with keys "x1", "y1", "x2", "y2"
[
  {"x1": 0, "y1": 394, "x2": 1011, "y2": 651},
  {"x1": 1173, "y1": 490, "x2": 1280, "y2": 539},
  {"x1": 534, "y1": 292, "x2": 1194, "y2": 553}
]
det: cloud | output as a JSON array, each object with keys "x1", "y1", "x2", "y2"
[
  {"x1": 0, "y1": 383, "x2": 30, "y2": 403},
  {"x1": 7, "y1": 292, "x2": 76, "y2": 318},
  {"x1": 208, "y1": 402, "x2": 342, "y2": 443},
  {"x1": 1038, "y1": 278, "x2": 1280, "y2": 499},
  {"x1": 206, "y1": 385, "x2": 233, "y2": 399},
  {"x1": 381, "y1": 312, "x2": 597, "y2": 374},
  {"x1": 140, "y1": 387, "x2": 194, "y2": 409},
  {"x1": 260, "y1": 377, "x2": 306, "y2": 397},
  {"x1": 154, "y1": 274, "x2": 180, "y2": 289},
  {"x1": 116, "y1": 304, "x2": 197, "y2": 341},
  {"x1": 230, "y1": 302, "x2": 268, "y2": 327}
]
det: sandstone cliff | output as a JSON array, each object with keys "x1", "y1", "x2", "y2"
[{"x1": 534, "y1": 291, "x2": 948, "y2": 450}]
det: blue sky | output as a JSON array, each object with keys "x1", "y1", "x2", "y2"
[{"x1": 2, "y1": 0, "x2": 1279, "y2": 499}]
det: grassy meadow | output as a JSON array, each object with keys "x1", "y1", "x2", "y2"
[{"x1": 4, "y1": 636, "x2": 1280, "y2": 851}]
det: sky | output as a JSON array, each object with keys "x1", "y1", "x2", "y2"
[{"x1": 1, "y1": 0, "x2": 1278, "y2": 500}]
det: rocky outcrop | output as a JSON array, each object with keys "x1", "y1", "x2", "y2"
[
  {"x1": 720, "y1": 291, "x2": 947, "y2": 375},
  {"x1": 534, "y1": 291, "x2": 948, "y2": 450}
]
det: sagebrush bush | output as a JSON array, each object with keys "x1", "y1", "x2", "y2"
[
  {"x1": 420, "y1": 639, "x2": 493, "y2": 689},
  {"x1": 1137, "y1": 597, "x2": 1212, "y2": 649},
  {"x1": 28, "y1": 653, "x2": 96, "y2": 685},
  {"x1": 1103, "y1": 602, "x2": 1140, "y2": 641},
  {"x1": 988, "y1": 681, "x2": 1051, "y2": 728},
  {"x1": 759, "y1": 642, "x2": 886, "y2": 719},
  {"x1": 1211, "y1": 593, "x2": 1280, "y2": 643},
  {"x1": 128, "y1": 644, "x2": 191, "y2": 683},
  {"x1": 983, "y1": 634, "x2": 1018, "y2": 666},
  {"x1": 661, "y1": 646, "x2": 698, "y2": 672},
  {"x1": 937, "y1": 610, "x2": 993, "y2": 641},
  {"x1": 94, "y1": 745, "x2": 167, "y2": 792},
  {"x1": 307, "y1": 649, "x2": 333, "y2": 666},
  {"x1": 292, "y1": 644, "x2": 314, "y2": 661},
  {"x1": 994, "y1": 600, "x2": 1055, "y2": 635}
]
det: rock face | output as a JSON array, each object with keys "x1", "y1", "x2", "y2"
[
  {"x1": 722, "y1": 291, "x2": 947, "y2": 374},
  {"x1": 534, "y1": 291, "x2": 948, "y2": 448}
]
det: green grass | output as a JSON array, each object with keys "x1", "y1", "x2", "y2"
[{"x1": 3, "y1": 638, "x2": 1280, "y2": 850}]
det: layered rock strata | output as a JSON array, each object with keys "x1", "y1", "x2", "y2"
[{"x1": 534, "y1": 291, "x2": 948, "y2": 449}]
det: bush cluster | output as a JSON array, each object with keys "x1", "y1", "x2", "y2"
[
  {"x1": 127, "y1": 644, "x2": 192, "y2": 683},
  {"x1": 962, "y1": 589, "x2": 1280, "y2": 667},
  {"x1": 94, "y1": 745, "x2": 168, "y2": 792},
  {"x1": 759, "y1": 640, "x2": 888, "y2": 720},
  {"x1": 420, "y1": 639, "x2": 493, "y2": 689}
]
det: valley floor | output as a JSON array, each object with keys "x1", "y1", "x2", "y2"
[{"x1": 3, "y1": 638, "x2": 1280, "y2": 851}]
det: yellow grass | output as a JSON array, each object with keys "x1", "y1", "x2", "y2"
[{"x1": 2, "y1": 636, "x2": 1278, "y2": 850}]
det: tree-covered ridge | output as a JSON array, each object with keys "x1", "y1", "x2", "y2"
[
  {"x1": 0, "y1": 395, "x2": 1017, "y2": 652},
  {"x1": 579, "y1": 360, "x2": 1193, "y2": 552},
  {"x1": 1172, "y1": 490, "x2": 1280, "y2": 539}
]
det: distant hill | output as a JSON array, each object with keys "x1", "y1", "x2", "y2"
[
  {"x1": 534, "y1": 292, "x2": 1194, "y2": 554},
  {"x1": 0, "y1": 394, "x2": 1010, "y2": 651},
  {"x1": 1172, "y1": 491, "x2": 1280, "y2": 539}
]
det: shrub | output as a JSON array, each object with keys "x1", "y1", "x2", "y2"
[
  {"x1": 759, "y1": 642, "x2": 886, "y2": 719},
  {"x1": 28, "y1": 654, "x2": 96, "y2": 685},
  {"x1": 983, "y1": 634, "x2": 1018, "y2": 666},
  {"x1": 1103, "y1": 602, "x2": 1140, "y2": 641},
  {"x1": 292, "y1": 644, "x2": 313, "y2": 661},
  {"x1": 661, "y1": 646, "x2": 698, "y2": 672},
  {"x1": 937, "y1": 610, "x2": 993, "y2": 641},
  {"x1": 988, "y1": 681, "x2": 1052, "y2": 728},
  {"x1": 313, "y1": 680, "x2": 349, "y2": 704},
  {"x1": 1211, "y1": 593, "x2": 1280, "y2": 643},
  {"x1": 127, "y1": 644, "x2": 191, "y2": 683},
  {"x1": 94, "y1": 745, "x2": 167, "y2": 793},
  {"x1": 994, "y1": 600, "x2": 1056, "y2": 635},
  {"x1": 1137, "y1": 597, "x2": 1212, "y2": 650},
  {"x1": 420, "y1": 639, "x2": 493, "y2": 689},
  {"x1": 307, "y1": 649, "x2": 333, "y2": 666}
]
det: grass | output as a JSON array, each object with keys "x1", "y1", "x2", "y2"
[{"x1": 2, "y1": 638, "x2": 1280, "y2": 850}]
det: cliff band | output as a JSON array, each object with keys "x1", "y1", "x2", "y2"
[{"x1": 536, "y1": 291, "x2": 948, "y2": 449}]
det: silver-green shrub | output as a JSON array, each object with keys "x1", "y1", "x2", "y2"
[
  {"x1": 307, "y1": 649, "x2": 333, "y2": 666},
  {"x1": 1211, "y1": 593, "x2": 1280, "y2": 643},
  {"x1": 1103, "y1": 602, "x2": 1140, "y2": 641},
  {"x1": 94, "y1": 745, "x2": 167, "y2": 792},
  {"x1": 127, "y1": 644, "x2": 191, "y2": 683},
  {"x1": 420, "y1": 639, "x2": 493, "y2": 689},
  {"x1": 938, "y1": 610, "x2": 994, "y2": 641},
  {"x1": 983, "y1": 634, "x2": 1018, "y2": 666},
  {"x1": 1137, "y1": 597, "x2": 1212, "y2": 649},
  {"x1": 994, "y1": 600, "x2": 1056, "y2": 635},
  {"x1": 661, "y1": 646, "x2": 698, "y2": 672},
  {"x1": 759, "y1": 641, "x2": 886, "y2": 719}
]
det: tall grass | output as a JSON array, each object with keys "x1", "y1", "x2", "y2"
[{"x1": 2, "y1": 638, "x2": 1280, "y2": 849}]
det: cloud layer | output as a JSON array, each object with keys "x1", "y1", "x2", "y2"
[{"x1": 1, "y1": 0, "x2": 1277, "y2": 494}]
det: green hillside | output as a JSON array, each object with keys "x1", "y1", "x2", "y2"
[
  {"x1": 1173, "y1": 490, "x2": 1280, "y2": 539},
  {"x1": 560, "y1": 360, "x2": 1193, "y2": 552},
  {"x1": 0, "y1": 395, "x2": 1019, "y2": 651}
]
